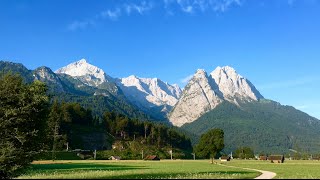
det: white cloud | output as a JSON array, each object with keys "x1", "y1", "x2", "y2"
[
  {"x1": 68, "y1": 0, "x2": 243, "y2": 31},
  {"x1": 101, "y1": 8, "x2": 121, "y2": 21},
  {"x1": 181, "y1": 74, "x2": 194, "y2": 84},
  {"x1": 183, "y1": 5, "x2": 194, "y2": 13},
  {"x1": 67, "y1": 1, "x2": 154, "y2": 31},
  {"x1": 164, "y1": 0, "x2": 243, "y2": 14},
  {"x1": 124, "y1": 1, "x2": 154, "y2": 15}
]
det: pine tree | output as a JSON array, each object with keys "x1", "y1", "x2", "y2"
[{"x1": 0, "y1": 73, "x2": 49, "y2": 178}]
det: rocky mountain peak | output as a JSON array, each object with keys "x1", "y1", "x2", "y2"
[
  {"x1": 210, "y1": 66, "x2": 263, "y2": 101},
  {"x1": 117, "y1": 75, "x2": 182, "y2": 117},
  {"x1": 169, "y1": 69, "x2": 223, "y2": 127},
  {"x1": 33, "y1": 66, "x2": 65, "y2": 92},
  {"x1": 55, "y1": 59, "x2": 110, "y2": 87},
  {"x1": 169, "y1": 66, "x2": 264, "y2": 127}
]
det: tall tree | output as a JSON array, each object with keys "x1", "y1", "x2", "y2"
[
  {"x1": 194, "y1": 128, "x2": 224, "y2": 163},
  {"x1": 48, "y1": 99, "x2": 63, "y2": 160},
  {"x1": 234, "y1": 147, "x2": 255, "y2": 159},
  {"x1": 0, "y1": 73, "x2": 49, "y2": 178}
]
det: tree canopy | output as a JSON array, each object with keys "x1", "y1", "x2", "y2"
[
  {"x1": 234, "y1": 147, "x2": 255, "y2": 159},
  {"x1": 194, "y1": 128, "x2": 224, "y2": 161},
  {"x1": 0, "y1": 73, "x2": 49, "y2": 178}
]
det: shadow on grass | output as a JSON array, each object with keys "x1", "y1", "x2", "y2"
[
  {"x1": 108, "y1": 171, "x2": 256, "y2": 179},
  {"x1": 27, "y1": 163, "x2": 148, "y2": 174}
]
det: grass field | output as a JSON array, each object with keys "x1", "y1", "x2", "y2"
[
  {"x1": 227, "y1": 160, "x2": 320, "y2": 179},
  {"x1": 17, "y1": 160, "x2": 259, "y2": 179},
  {"x1": 16, "y1": 160, "x2": 320, "y2": 179}
]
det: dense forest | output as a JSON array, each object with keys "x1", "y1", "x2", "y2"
[
  {"x1": 182, "y1": 100, "x2": 320, "y2": 154},
  {"x1": 0, "y1": 72, "x2": 194, "y2": 178},
  {"x1": 46, "y1": 100, "x2": 192, "y2": 154}
]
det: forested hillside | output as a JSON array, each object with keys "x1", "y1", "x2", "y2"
[{"x1": 182, "y1": 100, "x2": 320, "y2": 154}]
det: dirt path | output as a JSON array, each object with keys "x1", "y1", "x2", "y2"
[{"x1": 218, "y1": 163, "x2": 277, "y2": 179}]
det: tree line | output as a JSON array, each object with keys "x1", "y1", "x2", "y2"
[
  {"x1": 0, "y1": 73, "x2": 195, "y2": 178},
  {"x1": 0, "y1": 73, "x2": 228, "y2": 179}
]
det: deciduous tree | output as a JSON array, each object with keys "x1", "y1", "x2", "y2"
[{"x1": 194, "y1": 128, "x2": 224, "y2": 163}]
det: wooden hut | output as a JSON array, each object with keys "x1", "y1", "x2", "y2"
[
  {"x1": 259, "y1": 156, "x2": 268, "y2": 161},
  {"x1": 220, "y1": 156, "x2": 231, "y2": 162},
  {"x1": 145, "y1": 155, "x2": 160, "y2": 161},
  {"x1": 269, "y1": 155, "x2": 285, "y2": 163}
]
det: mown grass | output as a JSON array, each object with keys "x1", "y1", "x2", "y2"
[
  {"x1": 227, "y1": 160, "x2": 320, "y2": 179},
  {"x1": 17, "y1": 160, "x2": 259, "y2": 179}
]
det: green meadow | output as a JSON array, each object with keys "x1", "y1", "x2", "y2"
[
  {"x1": 17, "y1": 160, "x2": 320, "y2": 179},
  {"x1": 17, "y1": 160, "x2": 258, "y2": 179},
  {"x1": 227, "y1": 160, "x2": 320, "y2": 179}
]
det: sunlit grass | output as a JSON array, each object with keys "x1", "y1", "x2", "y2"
[
  {"x1": 227, "y1": 160, "x2": 320, "y2": 179},
  {"x1": 17, "y1": 160, "x2": 258, "y2": 179}
]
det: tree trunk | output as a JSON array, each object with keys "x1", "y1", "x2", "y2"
[{"x1": 144, "y1": 125, "x2": 148, "y2": 139}]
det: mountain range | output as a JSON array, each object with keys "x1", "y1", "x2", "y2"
[
  {"x1": 1, "y1": 59, "x2": 320, "y2": 154},
  {"x1": 169, "y1": 66, "x2": 264, "y2": 127}
]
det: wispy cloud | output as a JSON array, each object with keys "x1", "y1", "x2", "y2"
[
  {"x1": 165, "y1": 0, "x2": 243, "y2": 14},
  {"x1": 100, "y1": 8, "x2": 122, "y2": 21},
  {"x1": 124, "y1": 1, "x2": 154, "y2": 15},
  {"x1": 181, "y1": 74, "x2": 194, "y2": 84},
  {"x1": 67, "y1": 0, "x2": 244, "y2": 31},
  {"x1": 67, "y1": 1, "x2": 154, "y2": 31},
  {"x1": 258, "y1": 76, "x2": 320, "y2": 90}
]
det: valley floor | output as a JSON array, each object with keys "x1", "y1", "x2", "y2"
[
  {"x1": 16, "y1": 160, "x2": 320, "y2": 179},
  {"x1": 17, "y1": 160, "x2": 258, "y2": 179}
]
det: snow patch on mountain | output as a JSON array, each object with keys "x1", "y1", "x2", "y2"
[
  {"x1": 117, "y1": 75, "x2": 182, "y2": 113},
  {"x1": 210, "y1": 66, "x2": 263, "y2": 101},
  {"x1": 55, "y1": 59, "x2": 111, "y2": 87}
]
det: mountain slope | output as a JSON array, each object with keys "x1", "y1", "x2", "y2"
[
  {"x1": 181, "y1": 100, "x2": 320, "y2": 153},
  {"x1": 33, "y1": 66, "x2": 66, "y2": 93},
  {"x1": 116, "y1": 75, "x2": 182, "y2": 119},
  {"x1": 169, "y1": 66, "x2": 265, "y2": 127},
  {"x1": 0, "y1": 61, "x2": 152, "y2": 121},
  {"x1": 210, "y1": 66, "x2": 263, "y2": 101},
  {"x1": 0, "y1": 61, "x2": 34, "y2": 83},
  {"x1": 55, "y1": 59, "x2": 120, "y2": 96},
  {"x1": 169, "y1": 69, "x2": 223, "y2": 127}
]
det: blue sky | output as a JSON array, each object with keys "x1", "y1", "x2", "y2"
[{"x1": 1, "y1": 0, "x2": 320, "y2": 119}]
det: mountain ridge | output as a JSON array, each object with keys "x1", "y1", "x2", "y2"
[
  {"x1": 169, "y1": 66, "x2": 264, "y2": 127},
  {"x1": 2, "y1": 59, "x2": 320, "y2": 153}
]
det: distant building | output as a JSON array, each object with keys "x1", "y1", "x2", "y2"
[
  {"x1": 259, "y1": 156, "x2": 268, "y2": 161},
  {"x1": 311, "y1": 157, "x2": 320, "y2": 161},
  {"x1": 145, "y1": 155, "x2": 160, "y2": 161},
  {"x1": 269, "y1": 155, "x2": 285, "y2": 163},
  {"x1": 109, "y1": 156, "x2": 121, "y2": 161},
  {"x1": 220, "y1": 156, "x2": 231, "y2": 162}
]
